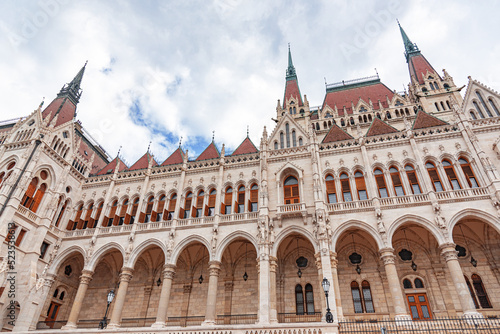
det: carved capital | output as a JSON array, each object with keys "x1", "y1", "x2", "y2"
[
  {"x1": 163, "y1": 264, "x2": 176, "y2": 280},
  {"x1": 439, "y1": 243, "x2": 458, "y2": 262},
  {"x1": 379, "y1": 247, "x2": 396, "y2": 265},
  {"x1": 119, "y1": 267, "x2": 134, "y2": 282},
  {"x1": 208, "y1": 261, "x2": 221, "y2": 276},
  {"x1": 330, "y1": 252, "x2": 338, "y2": 268},
  {"x1": 80, "y1": 270, "x2": 94, "y2": 285}
]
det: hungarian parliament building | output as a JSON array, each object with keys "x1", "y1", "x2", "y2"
[{"x1": 1, "y1": 24, "x2": 500, "y2": 333}]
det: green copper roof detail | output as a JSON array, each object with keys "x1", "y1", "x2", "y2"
[
  {"x1": 286, "y1": 44, "x2": 297, "y2": 81},
  {"x1": 57, "y1": 61, "x2": 87, "y2": 105},
  {"x1": 398, "y1": 21, "x2": 421, "y2": 63}
]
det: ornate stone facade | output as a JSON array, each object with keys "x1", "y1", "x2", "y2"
[{"x1": 1, "y1": 24, "x2": 500, "y2": 333}]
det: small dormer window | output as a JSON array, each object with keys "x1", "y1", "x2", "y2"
[
  {"x1": 62, "y1": 131, "x2": 68, "y2": 138},
  {"x1": 428, "y1": 76, "x2": 433, "y2": 80},
  {"x1": 84, "y1": 150, "x2": 88, "y2": 156},
  {"x1": 28, "y1": 120, "x2": 35, "y2": 126},
  {"x1": 325, "y1": 113, "x2": 332, "y2": 118},
  {"x1": 359, "y1": 106, "x2": 367, "y2": 113},
  {"x1": 395, "y1": 100, "x2": 403, "y2": 106}
]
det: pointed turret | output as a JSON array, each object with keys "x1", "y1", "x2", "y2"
[
  {"x1": 283, "y1": 45, "x2": 303, "y2": 109},
  {"x1": 398, "y1": 22, "x2": 440, "y2": 85},
  {"x1": 42, "y1": 62, "x2": 87, "y2": 128}
]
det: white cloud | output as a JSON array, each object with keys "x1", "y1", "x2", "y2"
[{"x1": 1, "y1": 0, "x2": 499, "y2": 165}]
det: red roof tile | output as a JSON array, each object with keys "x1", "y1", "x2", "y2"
[
  {"x1": 196, "y1": 142, "x2": 220, "y2": 161},
  {"x1": 322, "y1": 82, "x2": 394, "y2": 116},
  {"x1": 409, "y1": 54, "x2": 440, "y2": 85},
  {"x1": 128, "y1": 152, "x2": 157, "y2": 171},
  {"x1": 161, "y1": 148, "x2": 184, "y2": 166},
  {"x1": 412, "y1": 110, "x2": 448, "y2": 130},
  {"x1": 42, "y1": 97, "x2": 77, "y2": 127},
  {"x1": 96, "y1": 157, "x2": 127, "y2": 175},
  {"x1": 232, "y1": 137, "x2": 258, "y2": 156},
  {"x1": 322, "y1": 123, "x2": 354, "y2": 143},
  {"x1": 365, "y1": 117, "x2": 399, "y2": 137},
  {"x1": 283, "y1": 79, "x2": 303, "y2": 107}
]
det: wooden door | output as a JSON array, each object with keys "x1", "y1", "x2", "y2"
[
  {"x1": 407, "y1": 293, "x2": 432, "y2": 320},
  {"x1": 45, "y1": 302, "x2": 61, "y2": 328}
]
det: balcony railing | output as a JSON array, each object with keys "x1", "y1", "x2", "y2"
[
  {"x1": 278, "y1": 312, "x2": 322, "y2": 323},
  {"x1": 216, "y1": 313, "x2": 257, "y2": 325},
  {"x1": 16, "y1": 204, "x2": 38, "y2": 222},
  {"x1": 435, "y1": 186, "x2": 489, "y2": 201}
]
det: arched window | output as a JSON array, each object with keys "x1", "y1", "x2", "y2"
[
  {"x1": 350, "y1": 117, "x2": 355, "y2": 125},
  {"x1": 465, "y1": 276, "x2": 479, "y2": 309},
  {"x1": 354, "y1": 171, "x2": 367, "y2": 200},
  {"x1": 118, "y1": 199, "x2": 128, "y2": 225},
  {"x1": 167, "y1": 193, "x2": 177, "y2": 220},
  {"x1": 105, "y1": 200, "x2": 118, "y2": 226},
  {"x1": 459, "y1": 158, "x2": 479, "y2": 188},
  {"x1": 207, "y1": 189, "x2": 216, "y2": 216},
  {"x1": 359, "y1": 115, "x2": 363, "y2": 123},
  {"x1": 316, "y1": 123, "x2": 320, "y2": 131},
  {"x1": 22, "y1": 177, "x2": 39, "y2": 209},
  {"x1": 374, "y1": 169, "x2": 388, "y2": 198},
  {"x1": 284, "y1": 176, "x2": 300, "y2": 204},
  {"x1": 292, "y1": 130, "x2": 297, "y2": 147},
  {"x1": 390, "y1": 167, "x2": 405, "y2": 196},
  {"x1": 368, "y1": 114, "x2": 372, "y2": 121},
  {"x1": 362, "y1": 281, "x2": 375, "y2": 313},
  {"x1": 182, "y1": 192, "x2": 192, "y2": 219},
  {"x1": 285, "y1": 123, "x2": 290, "y2": 148},
  {"x1": 249, "y1": 184, "x2": 258, "y2": 212},
  {"x1": 376, "y1": 113, "x2": 381, "y2": 119},
  {"x1": 339, "y1": 173, "x2": 352, "y2": 202},
  {"x1": 363, "y1": 115, "x2": 368, "y2": 123},
  {"x1": 414, "y1": 278, "x2": 424, "y2": 289},
  {"x1": 395, "y1": 110, "x2": 400, "y2": 117},
  {"x1": 93, "y1": 202, "x2": 104, "y2": 228},
  {"x1": 405, "y1": 165, "x2": 421, "y2": 194},
  {"x1": 156, "y1": 195, "x2": 166, "y2": 221},
  {"x1": 446, "y1": 101, "x2": 451, "y2": 110},
  {"x1": 472, "y1": 274, "x2": 492, "y2": 308},
  {"x1": 470, "y1": 111, "x2": 477, "y2": 120},
  {"x1": 274, "y1": 141, "x2": 278, "y2": 150},
  {"x1": 430, "y1": 82, "x2": 435, "y2": 90},
  {"x1": 0, "y1": 172, "x2": 4, "y2": 189},
  {"x1": 476, "y1": 91, "x2": 493, "y2": 117},
  {"x1": 30, "y1": 183, "x2": 47, "y2": 213},
  {"x1": 144, "y1": 196, "x2": 154, "y2": 222},
  {"x1": 440, "y1": 101, "x2": 445, "y2": 111},
  {"x1": 386, "y1": 111, "x2": 391, "y2": 119},
  {"x1": 236, "y1": 186, "x2": 245, "y2": 213},
  {"x1": 434, "y1": 82, "x2": 439, "y2": 89},
  {"x1": 299, "y1": 137, "x2": 303, "y2": 146},
  {"x1": 194, "y1": 190, "x2": 204, "y2": 217},
  {"x1": 59, "y1": 291, "x2": 65, "y2": 300},
  {"x1": 403, "y1": 279, "x2": 413, "y2": 289},
  {"x1": 473, "y1": 101, "x2": 485, "y2": 118},
  {"x1": 426, "y1": 162, "x2": 443, "y2": 192},
  {"x1": 222, "y1": 187, "x2": 232, "y2": 214},
  {"x1": 129, "y1": 198, "x2": 140, "y2": 224},
  {"x1": 489, "y1": 98, "x2": 500, "y2": 116},
  {"x1": 295, "y1": 284, "x2": 304, "y2": 315},
  {"x1": 351, "y1": 281, "x2": 363, "y2": 313},
  {"x1": 341, "y1": 119, "x2": 345, "y2": 127},
  {"x1": 81, "y1": 202, "x2": 93, "y2": 229},
  {"x1": 53, "y1": 289, "x2": 59, "y2": 298},
  {"x1": 280, "y1": 132, "x2": 284, "y2": 149},
  {"x1": 325, "y1": 174, "x2": 337, "y2": 203},
  {"x1": 69, "y1": 204, "x2": 83, "y2": 230},
  {"x1": 54, "y1": 199, "x2": 68, "y2": 228},
  {"x1": 305, "y1": 283, "x2": 315, "y2": 314},
  {"x1": 442, "y1": 159, "x2": 461, "y2": 190},
  {"x1": 434, "y1": 102, "x2": 440, "y2": 111}
]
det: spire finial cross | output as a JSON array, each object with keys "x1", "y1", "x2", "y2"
[
  {"x1": 247, "y1": 125, "x2": 249, "y2": 137},
  {"x1": 117, "y1": 146, "x2": 122, "y2": 157},
  {"x1": 212, "y1": 131, "x2": 215, "y2": 142},
  {"x1": 147, "y1": 141, "x2": 152, "y2": 153},
  {"x1": 179, "y1": 136, "x2": 183, "y2": 147}
]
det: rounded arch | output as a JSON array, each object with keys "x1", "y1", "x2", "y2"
[
  {"x1": 351, "y1": 165, "x2": 366, "y2": 174},
  {"x1": 0, "y1": 155, "x2": 19, "y2": 170},
  {"x1": 371, "y1": 162, "x2": 387, "y2": 172},
  {"x1": 127, "y1": 238, "x2": 167, "y2": 268},
  {"x1": 277, "y1": 166, "x2": 302, "y2": 184},
  {"x1": 438, "y1": 152, "x2": 458, "y2": 164},
  {"x1": 447, "y1": 208, "x2": 500, "y2": 241},
  {"x1": 143, "y1": 191, "x2": 156, "y2": 201},
  {"x1": 48, "y1": 245, "x2": 86, "y2": 275},
  {"x1": 234, "y1": 180, "x2": 247, "y2": 190},
  {"x1": 118, "y1": 194, "x2": 130, "y2": 204},
  {"x1": 170, "y1": 234, "x2": 211, "y2": 265},
  {"x1": 272, "y1": 225, "x2": 318, "y2": 258},
  {"x1": 332, "y1": 220, "x2": 384, "y2": 252},
  {"x1": 247, "y1": 178, "x2": 259, "y2": 188},
  {"x1": 401, "y1": 158, "x2": 418, "y2": 168},
  {"x1": 32, "y1": 164, "x2": 57, "y2": 188},
  {"x1": 84, "y1": 199, "x2": 95, "y2": 209},
  {"x1": 215, "y1": 230, "x2": 259, "y2": 261},
  {"x1": 386, "y1": 160, "x2": 404, "y2": 170},
  {"x1": 221, "y1": 181, "x2": 234, "y2": 191},
  {"x1": 387, "y1": 214, "x2": 446, "y2": 245},
  {"x1": 86, "y1": 242, "x2": 126, "y2": 271},
  {"x1": 193, "y1": 184, "x2": 206, "y2": 194},
  {"x1": 337, "y1": 166, "x2": 351, "y2": 176},
  {"x1": 322, "y1": 168, "x2": 336, "y2": 178}
]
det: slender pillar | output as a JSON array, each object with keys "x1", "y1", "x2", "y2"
[
  {"x1": 152, "y1": 264, "x2": 176, "y2": 328},
  {"x1": 107, "y1": 267, "x2": 134, "y2": 329},
  {"x1": 440, "y1": 243, "x2": 483, "y2": 317},
  {"x1": 330, "y1": 252, "x2": 344, "y2": 319},
  {"x1": 258, "y1": 253, "x2": 270, "y2": 324},
  {"x1": 203, "y1": 261, "x2": 221, "y2": 325},
  {"x1": 61, "y1": 270, "x2": 93, "y2": 329},
  {"x1": 319, "y1": 250, "x2": 338, "y2": 322},
  {"x1": 379, "y1": 248, "x2": 411, "y2": 320},
  {"x1": 269, "y1": 256, "x2": 278, "y2": 323}
]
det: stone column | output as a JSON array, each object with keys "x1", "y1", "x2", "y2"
[
  {"x1": 379, "y1": 248, "x2": 411, "y2": 320},
  {"x1": 319, "y1": 250, "x2": 338, "y2": 322},
  {"x1": 440, "y1": 243, "x2": 482, "y2": 317},
  {"x1": 203, "y1": 261, "x2": 221, "y2": 325},
  {"x1": 107, "y1": 267, "x2": 134, "y2": 329},
  {"x1": 223, "y1": 280, "x2": 234, "y2": 324},
  {"x1": 330, "y1": 252, "x2": 344, "y2": 319},
  {"x1": 269, "y1": 256, "x2": 278, "y2": 323},
  {"x1": 258, "y1": 253, "x2": 270, "y2": 324},
  {"x1": 152, "y1": 264, "x2": 176, "y2": 328},
  {"x1": 61, "y1": 270, "x2": 93, "y2": 329}
]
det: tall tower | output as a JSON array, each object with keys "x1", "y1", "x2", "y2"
[
  {"x1": 399, "y1": 22, "x2": 462, "y2": 113},
  {"x1": 277, "y1": 45, "x2": 309, "y2": 123}
]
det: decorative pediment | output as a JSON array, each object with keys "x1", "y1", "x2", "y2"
[
  {"x1": 268, "y1": 113, "x2": 309, "y2": 148},
  {"x1": 274, "y1": 161, "x2": 304, "y2": 179},
  {"x1": 462, "y1": 77, "x2": 500, "y2": 119}
]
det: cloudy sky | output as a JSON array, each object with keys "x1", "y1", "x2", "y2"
[{"x1": 1, "y1": 0, "x2": 499, "y2": 165}]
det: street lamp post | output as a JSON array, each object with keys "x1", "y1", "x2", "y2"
[
  {"x1": 321, "y1": 278, "x2": 334, "y2": 323},
  {"x1": 98, "y1": 289, "x2": 115, "y2": 329}
]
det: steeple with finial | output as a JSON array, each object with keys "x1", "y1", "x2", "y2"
[
  {"x1": 57, "y1": 61, "x2": 87, "y2": 105},
  {"x1": 286, "y1": 43, "x2": 297, "y2": 81},
  {"x1": 282, "y1": 44, "x2": 304, "y2": 110},
  {"x1": 398, "y1": 20, "x2": 421, "y2": 63}
]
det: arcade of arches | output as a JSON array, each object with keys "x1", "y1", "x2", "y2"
[{"x1": 40, "y1": 215, "x2": 500, "y2": 329}]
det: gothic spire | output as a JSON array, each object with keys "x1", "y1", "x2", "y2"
[
  {"x1": 57, "y1": 61, "x2": 87, "y2": 105},
  {"x1": 286, "y1": 44, "x2": 297, "y2": 81},
  {"x1": 398, "y1": 21, "x2": 420, "y2": 63}
]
